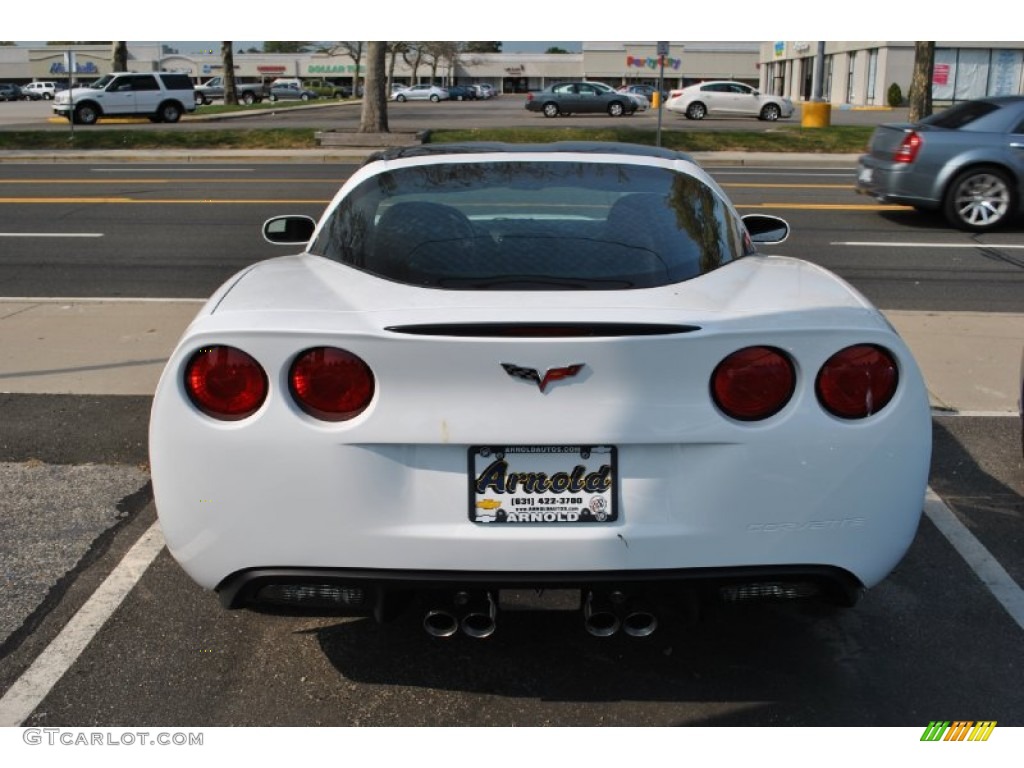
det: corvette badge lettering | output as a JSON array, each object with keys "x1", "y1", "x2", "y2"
[{"x1": 501, "y1": 362, "x2": 585, "y2": 392}]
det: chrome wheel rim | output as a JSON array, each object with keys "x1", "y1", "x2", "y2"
[{"x1": 954, "y1": 173, "x2": 1010, "y2": 227}]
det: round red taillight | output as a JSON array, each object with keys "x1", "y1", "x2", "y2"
[
  {"x1": 289, "y1": 347, "x2": 375, "y2": 421},
  {"x1": 184, "y1": 345, "x2": 268, "y2": 420},
  {"x1": 711, "y1": 346, "x2": 796, "y2": 421},
  {"x1": 816, "y1": 345, "x2": 898, "y2": 419}
]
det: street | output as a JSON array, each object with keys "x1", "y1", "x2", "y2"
[{"x1": 0, "y1": 149, "x2": 1021, "y2": 731}]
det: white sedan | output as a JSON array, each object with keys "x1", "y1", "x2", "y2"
[
  {"x1": 392, "y1": 84, "x2": 449, "y2": 102},
  {"x1": 150, "y1": 142, "x2": 931, "y2": 639},
  {"x1": 666, "y1": 80, "x2": 794, "y2": 121}
]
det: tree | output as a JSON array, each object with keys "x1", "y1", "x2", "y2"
[
  {"x1": 111, "y1": 41, "x2": 127, "y2": 71},
  {"x1": 263, "y1": 42, "x2": 312, "y2": 54},
  {"x1": 545, "y1": 46, "x2": 570, "y2": 54},
  {"x1": 419, "y1": 42, "x2": 460, "y2": 84},
  {"x1": 907, "y1": 41, "x2": 934, "y2": 123},
  {"x1": 464, "y1": 42, "x2": 501, "y2": 53},
  {"x1": 221, "y1": 42, "x2": 238, "y2": 105},
  {"x1": 334, "y1": 42, "x2": 365, "y2": 95},
  {"x1": 387, "y1": 42, "x2": 410, "y2": 90},
  {"x1": 403, "y1": 43, "x2": 425, "y2": 83},
  {"x1": 358, "y1": 41, "x2": 388, "y2": 134}
]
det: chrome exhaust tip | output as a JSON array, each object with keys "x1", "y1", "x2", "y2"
[
  {"x1": 461, "y1": 592, "x2": 497, "y2": 639},
  {"x1": 423, "y1": 610, "x2": 460, "y2": 638},
  {"x1": 622, "y1": 610, "x2": 658, "y2": 638},
  {"x1": 583, "y1": 591, "x2": 621, "y2": 637}
]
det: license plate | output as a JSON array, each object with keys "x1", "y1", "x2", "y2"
[
  {"x1": 858, "y1": 167, "x2": 873, "y2": 183},
  {"x1": 469, "y1": 445, "x2": 617, "y2": 524}
]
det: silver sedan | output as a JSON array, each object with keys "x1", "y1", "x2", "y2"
[{"x1": 856, "y1": 96, "x2": 1024, "y2": 231}]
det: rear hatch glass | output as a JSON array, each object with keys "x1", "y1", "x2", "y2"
[{"x1": 311, "y1": 160, "x2": 749, "y2": 290}]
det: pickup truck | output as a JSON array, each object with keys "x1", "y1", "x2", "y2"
[{"x1": 194, "y1": 76, "x2": 269, "y2": 105}]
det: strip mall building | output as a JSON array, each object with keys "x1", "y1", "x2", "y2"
[{"x1": 3, "y1": 41, "x2": 1022, "y2": 104}]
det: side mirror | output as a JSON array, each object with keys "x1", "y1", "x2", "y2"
[
  {"x1": 742, "y1": 214, "x2": 790, "y2": 245},
  {"x1": 262, "y1": 215, "x2": 316, "y2": 245}
]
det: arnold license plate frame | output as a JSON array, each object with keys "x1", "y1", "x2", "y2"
[{"x1": 469, "y1": 445, "x2": 617, "y2": 524}]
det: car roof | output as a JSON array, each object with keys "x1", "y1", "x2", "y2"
[{"x1": 364, "y1": 141, "x2": 693, "y2": 165}]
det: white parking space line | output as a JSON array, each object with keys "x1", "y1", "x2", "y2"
[
  {"x1": 0, "y1": 522, "x2": 165, "y2": 727},
  {"x1": 940, "y1": 410, "x2": 1021, "y2": 418},
  {"x1": 924, "y1": 488, "x2": 1024, "y2": 633},
  {"x1": 0, "y1": 233, "x2": 103, "y2": 238}
]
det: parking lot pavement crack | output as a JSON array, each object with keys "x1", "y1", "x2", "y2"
[{"x1": 0, "y1": 464, "x2": 151, "y2": 657}]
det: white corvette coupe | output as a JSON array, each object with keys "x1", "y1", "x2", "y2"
[{"x1": 150, "y1": 142, "x2": 932, "y2": 638}]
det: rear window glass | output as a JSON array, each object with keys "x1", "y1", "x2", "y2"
[
  {"x1": 921, "y1": 100, "x2": 1000, "y2": 129},
  {"x1": 160, "y1": 74, "x2": 194, "y2": 91},
  {"x1": 310, "y1": 160, "x2": 747, "y2": 290}
]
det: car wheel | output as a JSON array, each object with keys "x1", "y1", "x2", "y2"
[
  {"x1": 396, "y1": 94, "x2": 406, "y2": 102},
  {"x1": 73, "y1": 103, "x2": 99, "y2": 126},
  {"x1": 430, "y1": 94, "x2": 440, "y2": 102},
  {"x1": 301, "y1": 93, "x2": 310, "y2": 101},
  {"x1": 542, "y1": 102, "x2": 560, "y2": 118},
  {"x1": 686, "y1": 102, "x2": 707, "y2": 120},
  {"x1": 44, "y1": 93, "x2": 53, "y2": 100},
  {"x1": 760, "y1": 103, "x2": 781, "y2": 121},
  {"x1": 608, "y1": 101, "x2": 626, "y2": 117},
  {"x1": 268, "y1": 94, "x2": 277, "y2": 102},
  {"x1": 943, "y1": 167, "x2": 1016, "y2": 231},
  {"x1": 242, "y1": 92, "x2": 256, "y2": 106},
  {"x1": 158, "y1": 102, "x2": 182, "y2": 123}
]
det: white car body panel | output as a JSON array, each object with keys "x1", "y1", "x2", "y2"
[{"x1": 150, "y1": 147, "x2": 931, "y2": 606}]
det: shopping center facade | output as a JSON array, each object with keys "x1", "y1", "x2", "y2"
[
  {"x1": 1, "y1": 42, "x2": 759, "y2": 94},
  {"x1": 760, "y1": 42, "x2": 1024, "y2": 106},
  {"x1": 3, "y1": 41, "x2": 1023, "y2": 104}
]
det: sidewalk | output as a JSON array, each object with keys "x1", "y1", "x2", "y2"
[{"x1": 0, "y1": 299, "x2": 1020, "y2": 413}]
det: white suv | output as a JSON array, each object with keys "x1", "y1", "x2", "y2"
[
  {"x1": 53, "y1": 72, "x2": 196, "y2": 125},
  {"x1": 23, "y1": 81, "x2": 60, "y2": 100}
]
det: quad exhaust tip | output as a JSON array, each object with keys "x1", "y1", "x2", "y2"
[
  {"x1": 424, "y1": 591, "x2": 497, "y2": 639},
  {"x1": 425, "y1": 589, "x2": 658, "y2": 638},
  {"x1": 584, "y1": 590, "x2": 657, "y2": 638}
]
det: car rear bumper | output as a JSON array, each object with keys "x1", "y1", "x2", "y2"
[
  {"x1": 856, "y1": 156, "x2": 940, "y2": 209},
  {"x1": 217, "y1": 564, "x2": 865, "y2": 611}
]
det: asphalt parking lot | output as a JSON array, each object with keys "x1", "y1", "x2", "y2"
[{"x1": 0, "y1": 106, "x2": 1020, "y2": 742}]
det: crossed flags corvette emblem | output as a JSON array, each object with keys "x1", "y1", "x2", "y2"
[{"x1": 501, "y1": 362, "x2": 585, "y2": 392}]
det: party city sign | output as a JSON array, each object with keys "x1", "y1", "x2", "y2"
[{"x1": 626, "y1": 55, "x2": 681, "y2": 70}]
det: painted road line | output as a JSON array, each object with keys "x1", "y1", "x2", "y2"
[
  {"x1": 91, "y1": 168, "x2": 256, "y2": 173},
  {"x1": 0, "y1": 297, "x2": 204, "y2": 303},
  {"x1": 2, "y1": 178, "x2": 336, "y2": 183},
  {"x1": 0, "y1": 522, "x2": 165, "y2": 727},
  {"x1": 0, "y1": 233, "x2": 103, "y2": 238},
  {"x1": 0, "y1": 198, "x2": 331, "y2": 204},
  {"x1": 722, "y1": 183, "x2": 854, "y2": 189},
  {"x1": 737, "y1": 203, "x2": 913, "y2": 210},
  {"x1": 834, "y1": 241, "x2": 1024, "y2": 249},
  {"x1": 924, "y1": 488, "x2": 1024, "y2": 633}
]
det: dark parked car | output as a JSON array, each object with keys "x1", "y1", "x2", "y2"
[
  {"x1": 525, "y1": 81, "x2": 638, "y2": 118},
  {"x1": 618, "y1": 84, "x2": 666, "y2": 102},
  {"x1": 267, "y1": 83, "x2": 319, "y2": 102},
  {"x1": 856, "y1": 96, "x2": 1024, "y2": 231},
  {"x1": 0, "y1": 83, "x2": 25, "y2": 101},
  {"x1": 446, "y1": 85, "x2": 477, "y2": 101}
]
